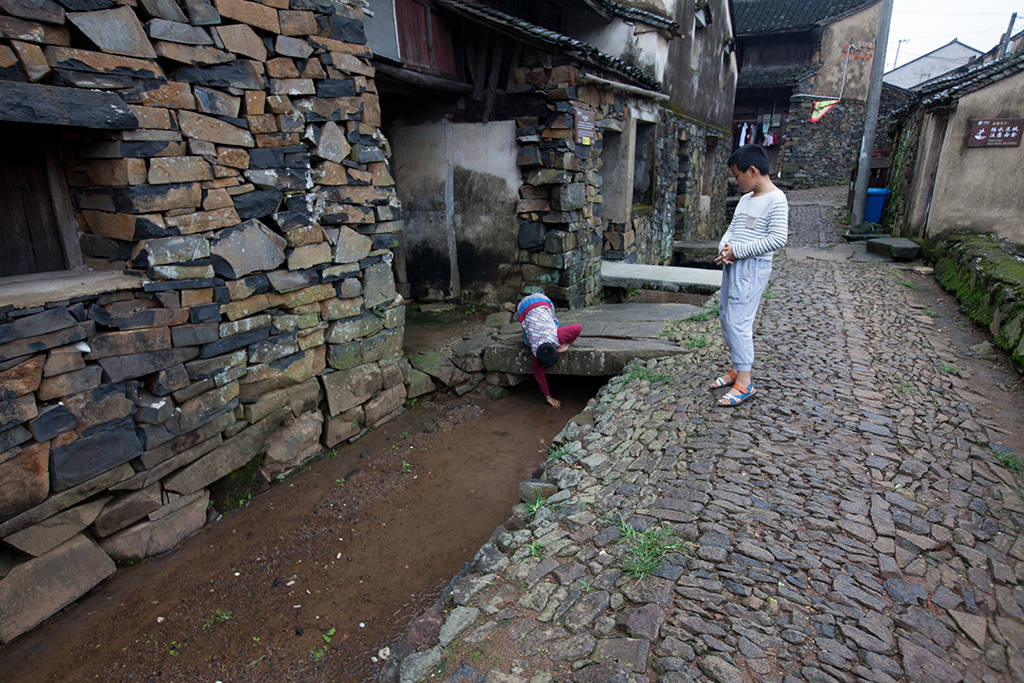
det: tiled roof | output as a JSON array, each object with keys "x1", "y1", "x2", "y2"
[
  {"x1": 917, "y1": 49, "x2": 1024, "y2": 107},
  {"x1": 732, "y1": 0, "x2": 880, "y2": 36},
  {"x1": 737, "y1": 65, "x2": 814, "y2": 88},
  {"x1": 436, "y1": 0, "x2": 662, "y2": 91},
  {"x1": 592, "y1": 0, "x2": 679, "y2": 31}
]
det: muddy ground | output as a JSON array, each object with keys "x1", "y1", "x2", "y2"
[{"x1": 0, "y1": 375, "x2": 605, "y2": 682}]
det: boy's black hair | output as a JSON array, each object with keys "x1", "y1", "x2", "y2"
[
  {"x1": 727, "y1": 144, "x2": 770, "y2": 175},
  {"x1": 536, "y1": 342, "x2": 558, "y2": 368}
]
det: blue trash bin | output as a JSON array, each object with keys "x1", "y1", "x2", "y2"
[{"x1": 864, "y1": 188, "x2": 891, "y2": 223}]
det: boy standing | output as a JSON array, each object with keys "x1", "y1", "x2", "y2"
[
  {"x1": 516, "y1": 293, "x2": 582, "y2": 408},
  {"x1": 711, "y1": 144, "x2": 788, "y2": 406}
]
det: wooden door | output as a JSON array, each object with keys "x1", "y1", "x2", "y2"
[{"x1": 0, "y1": 138, "x2": 67, "y2": 276}]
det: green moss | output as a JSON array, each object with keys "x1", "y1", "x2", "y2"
[{"x1": 209, "y1": 454, "x2": 268, "y2": 512}]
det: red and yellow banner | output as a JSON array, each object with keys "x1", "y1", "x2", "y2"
[{"x1": 810, "y1": 99, "x2": 840, "y2": 122}]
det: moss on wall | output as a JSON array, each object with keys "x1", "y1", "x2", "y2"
[{"x1": 929, "y1": 233, "x2": 1024, "y2": 369}]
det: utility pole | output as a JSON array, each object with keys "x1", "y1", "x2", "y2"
[
  {"x1": 997, "y1": 12, "x2": 1017, "y2": 59},
  {"x1": 852, "y1": 0, "x2": 894, "y2": 225},
  {"x1": 892, "y1": 39, "x2": 909, "y2": 70}
]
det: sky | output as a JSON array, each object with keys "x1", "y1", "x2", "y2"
[{"x1": 886, "y1": 0, "x2": 1022, "y2": 70}]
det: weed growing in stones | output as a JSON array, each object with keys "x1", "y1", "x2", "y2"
[
  {"x1": 624, "y1": 366, "x2": 671, "y2": 384},
  {"x1": 547, "y1": 444, "x2": 569, "y2": 462},
  {"x1": 924, "y1": 309, "x2": 941, "y2": 317},
  {"x1": 686, "y1": 302, "x2": 721, "y2": 322},
  {"x1": 309, "y1": 627, "x2": 336, "y2": 661},
  {"x1": 400, "y1": 460, "x2": 413, "y2": 474},
  {"x1": 527, "y1": 542, "x2": 546, "y2": 558},
  {"x1": 895, "y1": 279, "x2": 914, "y2": 288},
  {"x1": 994, "y1": 448, "x2": 1023, "y2": 473},
  {"x1": 168, "y1": 640, "x2": 182, "y2": 656},
  {"x1": 764, "y1": 288, "x2": 774, "y2": 300},
  {"x1": 616, "y1": 517, "x2": 686, "y2": 580},
  {"x1": 938, "y1": 362, "x2": 962, "y2": 376},
  {"x1": 526, "y1": 495, "x2": 552, "y2": 519},
  {"x1": 686, "y1": 334, "x2": 708, "y2": 349},
  {"x1": 325, "y1": 447, "x2": 338, "y2": 458},
  {"x1": 895, "y1": 382, "x2": 916, "y2": 394},
  {"x1": 577, "y1": 579, "x2": 594, "y2": 593},
  {"x1": 201, "y1": 609, "x2": 232, "y2": 631}
]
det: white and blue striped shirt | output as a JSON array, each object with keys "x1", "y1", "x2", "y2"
[{"x1": 718, "y1": 189, "x2": 789, "y2": 261}]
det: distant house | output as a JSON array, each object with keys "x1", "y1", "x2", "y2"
[
  {"x1": 883, "y1": 39, "x2": 982, "y2": 89},
  {"x1": 363, "y1": 0, "x2": 738, "y2": 307},
  {"x1": 886, "y1": 31, "x2": 1024, "y2": 244},
  {"x1": 731, "y1": 0, "x2": 883, "y2": 188}
]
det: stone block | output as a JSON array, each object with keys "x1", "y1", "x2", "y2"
[
  {"x1": 148, "y1": 363, "x2": 190, "y2": 396},
  {"x1": 89, "y1": 302, "x2": 188, "y2": 331},
  {"x1": 866, "y1": 237, "x2": 921, "y2": 261},
  {"x1": 551, "y1": 182, "x2": 585, "y2": 211},
  {"x1": 410, "y1": 352, "x2": 471, "y2": 388},
  {"x1": 11, "y1": 39, "x2": 48, "y2": 80},
  {"x1": 45, "y1": 45, "x2": 162, "y2": 80},
  {"x1": 147, "y1": 17, "x2": 213, "y2": 45},
  {"x1": 0, "y1": 535, "x2": 115, "y2": 644},
  {"x1": 99, "y1": 183, "x2": 202, "y2": 214},
  {"x1": 0, "y1": 355, "x2": 44, "y2": 396},
  {"x1": 288, "y1": 242, "x2": 332, "y2": 270},
  {"x1": 0, "y1": 308, "x2": 76, "y2": 345},
  {"x1": 364, "y1": 384, "x2": 405, "y2": 425},
  {"x1": 98, "y1": 347, "x2": 196, "y2": 383},
  {"x1": 361, "y1": 327, "x2": 403, "y2": 364},
  {"x1": 178, "y1": 380, "x2": 238, "y2": 432},
  {"x1": 172, "y1": 58, "x2": 266, "y2": 90},
  {"x1": 215, "y1": 24, "x2": 266, "y2": 60},
  {"x1": 363, "y1": 261, "x2": 396, "y2": 309},
  {"x1": 279, "y1": 9, "x2": 316, "y2": 35},
  {"x1": 210, "y1": 219, "x2": 286, "y2": 279},
  {"x1": 0, "y1": 322, "x2": 94, "y2": 363},
  {"x1": 321, "y1": 364, "x2": 381, "y2": 416},
  {"x1": 50, "y1": 418, "x2": 143, "y2": 491},
  {"x1": 179, "y1": 110, "x2": 254, "y2": 147},
  {"x1": 232, "y1": 188, "x2": 282, "y2": 220},
  {"x1": 156, "y1": 40, "x2": 233, "y2": 65},
  {"x1": 0, "y1": 425, "x2": 31, "y2": 453},
  {"x1": 99, "y1": 490, "x2": 208, "y2": 561},
  {"x1": 91, "y1": 484, "x2": 162, "y2": 537},
  {"x1": 198, "y1": 325, "x2": 270, "y2": 358},
  {"x1": 0, "y1": 442, "x2": 48, "y2": 521},
  {"x1": 248, "y1": 332, "x2": 299, "y2": 364},
  {"x1": 37, "y1": 365, "x2": 103, "y2": 401},
  {"x1": 140, "y1": 0, "x2": 189, "y2": 22},
  {"x1": 406, "y1": 368, "x2": 435, "y2": 398},
  {"x1": 148, "y1": 156, "x2": 212, "y2": 184},
  {"x1": 132, "y1": 235, "x2": 209, "y2": 266},
  {"x1": 62, "y1": 383, "x2": 133, "y2": 430},
  {"x1": 324, "y1": 406, "x2": 362, "y2": 446},
  {"x1": 321, "y1": 296, "x2": 362, "y2": 321},
  {"x1": 314, "y1": 120, "x2": 351, "y2": 163},
  {"x1": 214, "y1": 0, "x2": 279, "y2": 33},
  {"x1": 4, "y1": 496, "x2": 107, "y2": 556},
  {"x1": 326, "y1": 312, "x2": 384, "y2": 345},
  {"x1": 27, "y1": 404, "x2": 77, "y2": 442},
  {"x1": 86, "y1": 327, "x2": 171, "y2": 360},
  {"x1": 163, "y1": 409, "x2": 289, "y2": 494},
  {"x1": 171, "y1": 323, "x2": 218, "y2": 347},
  {"x1": 262, "y1": 410, "x2": 322, "y2": 478},
  {"x1": 275, "y1": 35, "x2": 311, "y2": 59},
  {"x1": 333, "y1": 226, "x2": 373, "y2": 264},
  {"x1": 518, "y1": 222, "x2": 544, "y2": 251},
  {"x1": 67, "y1": 7, "x2": 156, "y2": 59},
  {"x1": 0, "y1": 0, "x2": 65, "y2": 23},
  {"x1": 183, "y1": 0, "x2": 219, "y2": 24}
]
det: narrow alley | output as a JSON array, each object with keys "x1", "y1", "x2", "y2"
[{"x1": 389, "y1": 187, "x2": 1024, "y2": 682}]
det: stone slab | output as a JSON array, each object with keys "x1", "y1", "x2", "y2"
[
  {"x1": 601, "y1": 261, "x2": 721, "y2": 294},
  {"x1": 99, "y1": 490, "x2": 208, "y2": 561},
  {"x1": 0, "y1": 77, "x2": 137, "y2": 129},
  {"x1": 3, "y1": 496, "x2": 108, "y2": 556},
  {"x1": 866, "y1": 237, "x2": 921, "y2": 261},
  {"x1": 0, "y1": 534, "x2": 115, "y2": 643},
  {"x1": 67, "y1": 7, "x2": 156, "y2": 59},
  {"x1": 50, "y1": 418, "x2": 143, "y2": 491}
]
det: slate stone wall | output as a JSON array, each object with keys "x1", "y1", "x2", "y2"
[
  {"x1": 511, "y1": 58, "x2": 729, "y2": 304},
  {"x1": 0, "y1": 0, "x2": 414, "y2": 643},
  {"x1": 779, "y1": 99, "x2": 867, "y2": 189}
]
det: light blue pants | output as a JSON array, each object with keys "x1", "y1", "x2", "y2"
[{"x1": 719, "y1": 257, "x2": 772, "y2": 372}]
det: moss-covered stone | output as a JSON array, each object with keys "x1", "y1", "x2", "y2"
[{"x1": 929, "y1": 233, "x2": 1024, "y2": 371}]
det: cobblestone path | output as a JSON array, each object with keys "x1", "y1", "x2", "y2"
[{"x1": 388, "y1": 193, "x2": 1024, "y2": 683}]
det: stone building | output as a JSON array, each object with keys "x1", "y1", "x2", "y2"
[
  {"x1": 731, "y1": 0, "x2": 883, "y2": 188},
  {"x1": 0, "y1": 0, "x2": 411, "y2": 643},
  {"x1": 885, "y1": 30, "x2": 1024, "y2": 244},
  {"x1": 363, "y1": 0, "x2": 737, "y2": 308}
]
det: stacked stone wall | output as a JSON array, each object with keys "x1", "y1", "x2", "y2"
[
  {"x1": 0, "y1": 0, "x2": 415, "y2": 643},
  {"x1": 779, "y1": 99, "x2": 866, "y2": 189},
  {"x1": 673, "y1": 122, "x2": 730, "y2": 243},
  {"x1": 885, "y1": 108, "x2": 924, "y2": 235}
]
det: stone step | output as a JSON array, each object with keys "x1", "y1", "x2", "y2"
[
  {"x1": 601, "y1": 261, "x2": 722, "y2": 294},
  {"x1": 485, "y1": 302, "x2": 704, "y2": 376},
  {"x1": 866, "y1": 237, "x2": 921, "y2": 261}
]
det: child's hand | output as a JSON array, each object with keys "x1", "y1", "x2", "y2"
[
  {"x1": 557, "y1": 343, "x2": 570, "y2": 353},
  {"x1": 545, "y1": 395, "x2": 561, "y2": 409},
  {"x1": 714, "y1": 243, "x2": 735, "y2": 265}
]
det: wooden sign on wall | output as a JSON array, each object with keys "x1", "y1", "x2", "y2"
[
  {"x1": 574, "y1": 107, "x2": 595, "y2": 146},
  {"x1": 967, "y1": 118, "x2": 1023, "y2": 148}
]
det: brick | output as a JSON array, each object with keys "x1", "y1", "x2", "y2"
[
  {"x1": 148, "y1": 156, "x2": 213, "y2": 184},
  {"x1": 214, "y1": 0, "x2": 279, "y2": 34},
  {"x1": 0, "y1": 356, "x2": 45, "y2": 396},
  {"x1": 37, "y1": 366, "x2": 103, "y2": 402}
]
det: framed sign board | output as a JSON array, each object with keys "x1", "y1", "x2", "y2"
[
  {"x1": 967, "y1": 118, "x2": 1022, "y2": 148},
  {"x1": 574, "y1": 107, "x2": 595, "y2": 145}
]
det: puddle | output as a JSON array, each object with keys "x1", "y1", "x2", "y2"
[{"x1": 0, "y1": 376, "x2": 605, "y2": 682}]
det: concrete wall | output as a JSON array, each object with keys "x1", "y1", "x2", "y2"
[
  {"x1": 389, "y1": 121, "x2": 520, "y2": 302},
  {"x1": 664, "y1": 0, "x2": 737, "y2": 129},
  {"x1": 925, "y1": 72, "x2": 1024, "y2": 243},
  {"x1": 813, "y1": 3, "x2": 882, "y2": 101}
]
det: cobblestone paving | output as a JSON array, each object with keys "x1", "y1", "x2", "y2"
[{"x1": 388, "y1": 194, "x2": 1024, "y2": 683}]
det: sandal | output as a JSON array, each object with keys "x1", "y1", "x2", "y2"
[
  {"x1": 717, "y1": 382, "x2": 756, "y2": 406},
  {"x1": 709, "y1": 369, "x2": 737, "y2": 390}
]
